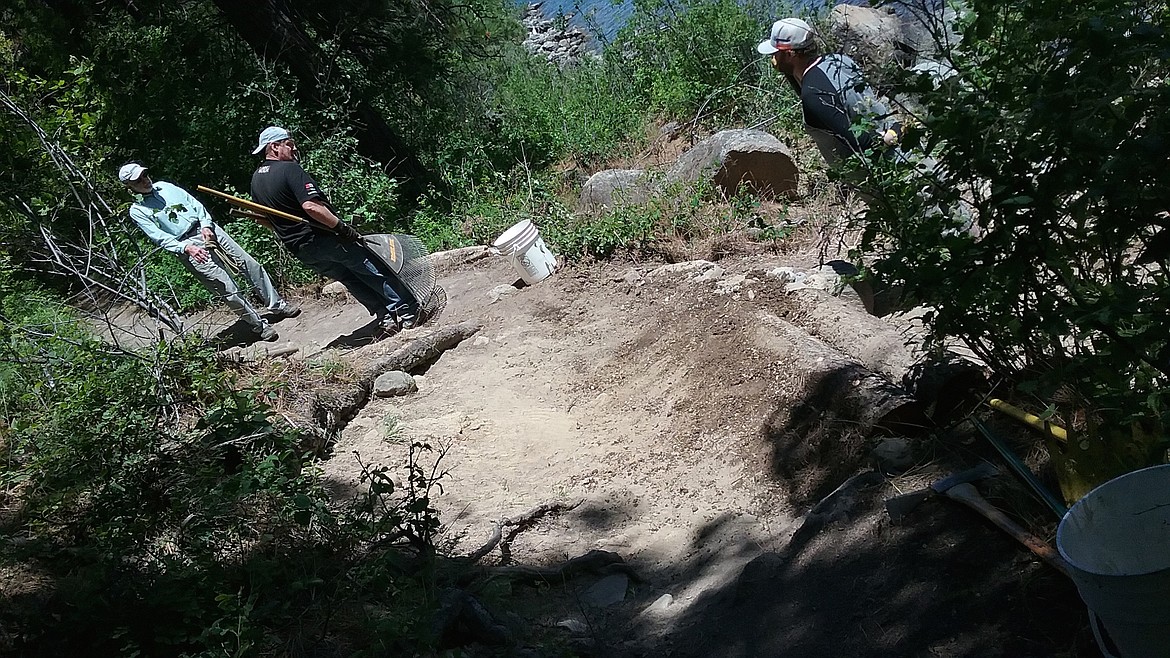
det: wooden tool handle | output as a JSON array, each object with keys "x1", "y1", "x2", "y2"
[
  {"x1": 196, "y1": 185, "x2": 307, "y2": 224},
  {"x1": 945, "y1": 482, "x2": 1071, "y2": 577}
]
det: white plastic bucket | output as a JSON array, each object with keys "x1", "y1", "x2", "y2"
[
  {"x1": 491, "y1": 219, "x2": 557, "y2": 285},
  {"x1": 1057, "y1": 464, "x2": 1170, "y2": 658}
]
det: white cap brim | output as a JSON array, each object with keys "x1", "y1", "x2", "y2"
[
  {"x1": 757, "y1": 40, "x2": 778, "y2": 55},
  {"x1": 251, "y1": 143, "x2": 266, "y2": 155}
]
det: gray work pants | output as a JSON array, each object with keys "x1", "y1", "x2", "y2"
[{"x1": 178, "y1": 223, "x2": 283, "y2": 331}]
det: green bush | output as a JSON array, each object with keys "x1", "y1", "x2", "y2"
[
  {"x1": 615, "y1": 0, "x2": 787, "y2": 125},
  {"x1": 851, "y1": 0, "x2": 1170, "y2": 497},
  {"x1": 490, "y1": 52, "x2": 649, "y2": 167},
  {"x1": 219, "y1": 216, "x2": 316, "y2": 289},
  {"x1": 0, "y1": 290, "x2": 446, "y2": 655}
]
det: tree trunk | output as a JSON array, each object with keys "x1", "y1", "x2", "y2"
[
  {"x1": 756, "y1": 312, "x2": 929, "y2": 434},
  {"x1": 209, "y1": 0, "x2": 433, "y2": 203},
  {"x1": 774, "y1": 289, "x2": 988, "y2": 421}
]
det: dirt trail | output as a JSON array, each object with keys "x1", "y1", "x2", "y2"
[
  {"x1": 321, "y1": 256, "x2": 805, "y2": 604},
  {"x1": 150, "y1": 249, "x2": 1092, "y2": 655}
]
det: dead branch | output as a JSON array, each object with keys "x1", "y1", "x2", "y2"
[
  {"x1": 428, "y1": 246, "x2": 490, "y2": 272},
  {"x1": 464, "y1": 499, "x2": 586, "y2": 564},
  {"x1": 0, "y1": 87, "x2": 184, "y2": 334},
  {"x1": 287, "y1": 320, "x2": 483, "y2": 452},
  {"x1": 216, "y1": 343, "x2": 300, "y2": 364},
  {"x1": 358, "y1": 319, "x2": 483, "y2": 381}
]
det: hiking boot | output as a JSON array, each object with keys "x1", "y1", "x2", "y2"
[
  {"x1": 255, "y1": 324, "x2": 278, "y2": 341},
  {"x1": 397, "y1": 313, "x2": 418, "y2": 331},
  {"x1": 265, "y1": 302, "x2": 302, "y2": 319},
  {"x1": 376, "y1": 315, "x2": 402, "y2": 338}
]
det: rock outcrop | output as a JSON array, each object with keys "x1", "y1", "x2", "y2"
[
  {"x1": 828, "y1": 1, "x2": 967, "y2": 70},
  {"x1": 521, "y1": 2, "x2": 593, "y2": 65},
  {"x1": 578, "y1": 169, "x2": 652, "y2": 213},
  {"x1": 664, "y1": 129, "x2": 799, "y2": 199},
  {"x1": 829, "y1": 5, "x2": 908, "y2": 68}
]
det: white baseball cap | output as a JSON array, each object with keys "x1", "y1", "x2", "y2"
[
  {"x1": 252, "y1": 126, "x2": 291, "y2": 155},
  {"x1": 118, "y1": 163, "x2": 148, "y2": 182},
  {"x1": 757, "y1": 18, "x2": 815, "y2": 55}
]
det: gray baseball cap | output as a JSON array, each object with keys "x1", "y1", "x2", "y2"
[{"x1": 252, "y1": 126, "x2": 291, "y2": 155}]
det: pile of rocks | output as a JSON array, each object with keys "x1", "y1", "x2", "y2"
[{"x1": 521, "y1": 2, "x2": 593, "y2": 65}]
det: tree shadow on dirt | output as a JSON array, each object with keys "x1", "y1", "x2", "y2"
[
  {"x1": 658, "y1": 496, "x2": 1092, "y2": 657},
  {"x1": 640, "y1": 366, "x2": 1098, "y2": 657},
  {"x1": 326, "y1": 317, "x2": 386, "y2": 348},
  {"x1": 206, "y1": 318, "x2": 268, "y2": 348},
  {"x1": 760, "y1": 364, "x2": 931, "y2": 508}
]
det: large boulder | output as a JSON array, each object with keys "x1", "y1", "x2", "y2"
[
  {"x1": 830, "y1": 2, "x2": 967, "y2": 69},
  {"x1": 664, "y1": 129, "x2": 798, "y2": 199},
  {"x1": 578, "y1": 169, "x2": 651, "y2": 212},
  {"x1": 829, "y1": 5, "x2": 907, "y2": 68}
]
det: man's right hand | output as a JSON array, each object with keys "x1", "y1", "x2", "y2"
[
  {"x1": 335, "y1": 222, "x2": 362, "y2": 242},
  {"x1": 184, "y1": 243, "x2": 211, "y2": 263}
]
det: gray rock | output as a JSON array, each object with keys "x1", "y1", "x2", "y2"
[
  {"x1": 583, "y1": 573, "x2": 628, "y2": 607},
  {"x1": 664, "y1": 129, "x2": 798, "y2": 199},
  {"x1": 373, "y1": 371, "x2": 417, "y2": 398},
  {"x1": 692, "y1": 265, "x2": 725, "y2": 283},
  {"x1": 873, "y1": 437, "x2": 914, "y2": 472},
  {"x1": 520, "y1": 5, "x2": 596, "y2": 65},
  {"x1": 787, "y1": 261, "x2": 873, "y2": 311},
  {"x1": 488, "y1": 284, "x2": 519, "y2": 302},
  {"x1": 555, "y1": 618, "x2": 588, "y2": 635},
  {"x1": 766, "y1": 266, "x2": 802, "y2": 285},
  {"x1": 714, "y1": 274, "x2": 753, "y2": 295},
  {"x1": 641, "y1": 593, "x2": 674, "y2": 615},
  {"x1": 829, "y1": 4, "x2": 905, "y2": 68},
  {"x1": 648, "y1": 260, "x2": 715, "y2": 278},
  {"x1": 578, "y1": 169, "x2": 651, "y2": 213},
  {"x1": 472, "y1": 335, "x2": 491, "y2": 346},
  {"x1": 322, "y1": 280, "x2": 350, "y2": 298}
]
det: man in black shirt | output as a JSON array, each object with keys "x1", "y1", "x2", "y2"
[
  {"x1": 757, "y1": 18, "x2": 900, "y2": 165},
  {"x1": 249, "y1": 126, "x2": 417, "y2": 333}
]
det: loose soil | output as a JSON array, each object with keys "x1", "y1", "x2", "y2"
[{"x1": 186, "y1": 249, "x2": 1095, "y2": 656}]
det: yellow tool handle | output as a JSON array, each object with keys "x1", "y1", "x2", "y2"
[
  {"x1": 989, "y1": 399, "x2": 1068, "y2": 443},
  {"x1": 196, "y1": 185, "x2": 307, "y2": 224}
]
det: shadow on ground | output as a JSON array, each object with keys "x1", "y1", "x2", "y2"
[
  {"x1": 641, "y1": 367, "x2": 1097, "y2": 658},
  {"x1": 656, "y1": 488, "x2": 1092, "y2": 657},
  {"x1": 326, "y1": 317, "x2": 385, "y2": 348}
]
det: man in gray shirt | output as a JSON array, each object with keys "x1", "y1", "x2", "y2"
[{"x1": 757, "y1": 18, "x2": 901, "y2": 165}]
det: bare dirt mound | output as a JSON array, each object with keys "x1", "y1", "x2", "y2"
[{"x1": 310, "y1": 254, "x2": 1095, "y2": 656}]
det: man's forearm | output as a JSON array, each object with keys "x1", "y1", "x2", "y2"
[{"x1": 302, "y1": 199, "x2": 341, "y2": 228}]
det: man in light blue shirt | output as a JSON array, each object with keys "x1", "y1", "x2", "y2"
[{"x1": 119, "y1": 162, "x2": 299, "y2": 341}]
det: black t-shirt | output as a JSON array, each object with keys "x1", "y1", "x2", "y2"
[{"x1": 250, "y1": 159, "x2": 334, "y2": 252}]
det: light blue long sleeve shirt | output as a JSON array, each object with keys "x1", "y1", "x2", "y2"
[{"x1": 128, "y1": 180, "x2": 214, "y2": 254}]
